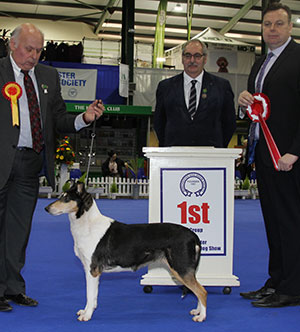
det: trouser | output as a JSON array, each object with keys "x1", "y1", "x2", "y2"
[
  {"x1": 256, "y1": 153, "x2": 300, "y2": 296},
  {"x1": 0, "y1": 148, "x2": 43, "y2": 297}
]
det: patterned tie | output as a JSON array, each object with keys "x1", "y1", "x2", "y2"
[
  {"x1": 188, "y1": 80, "x2": 197, "y2": 120},
  {"x1": 248, "y1": 52, "x2": 274, "y2": 165},
  {"x1": 255, "y1": 52, "x2": 274, "y2": 93},
  {"x1": 21, "y1": 70, "x2": 43, "y2": 153}
]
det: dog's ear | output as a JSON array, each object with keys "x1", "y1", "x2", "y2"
[
  {"x1": 75, "y1": 181, "x2": 93, "y2": 218},
  {"x1": 76, "y1": 181, "x2": 86, "y2": 194}
]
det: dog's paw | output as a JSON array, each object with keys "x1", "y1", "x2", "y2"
[
  {"x1": 190, "y1": 308, "x2": 200, "y2": 316},
  {"x1": 77, "y1": 309, "x2": 92, "y2": 322},
  {"x1": 192, "y1": 313, "x2": 206, "y2": 322}
]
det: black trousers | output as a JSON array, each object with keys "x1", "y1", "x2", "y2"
[
  {"x1": 256, "y1": 152, "x2": 300, "y2": 296},
  {"x1": 0, "y1": 148, "x2": 43, "y2": 297}
]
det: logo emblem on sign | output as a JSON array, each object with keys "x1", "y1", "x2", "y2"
[
  {"x1": 180, "y1": 172, "x2": 207, "y2": 197},
  {"x1": 68, "y1": 88, "x2": 78, "y2": 98}
]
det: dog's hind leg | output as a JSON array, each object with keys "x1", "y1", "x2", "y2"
[
  {"x1": 169, "y1": 268, "x2": 207, "y2": 322},
  {"x1": 77, "y1": 268, "x2": 100, "y2": 321}
]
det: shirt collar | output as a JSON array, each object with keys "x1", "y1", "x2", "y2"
[
  {"x1": 269, "y1": 36, "x2": 291, "y2": 58},
  {"x1": 10, "y1": 53, "x2": 35, "y2": 77},
  {"x1": 183, "y1": 70, "x2": 204, "y2": 86}
]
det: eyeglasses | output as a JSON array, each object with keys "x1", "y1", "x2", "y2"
[{"x1": 183, "y1": 53, "x2": 205, "y2": 60}]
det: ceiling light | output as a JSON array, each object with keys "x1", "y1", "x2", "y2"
[
  {"x1": 297, "y1": 17, "x2": 300, "y2": 23},
  {"x1": 174, "y1": 4, "x2": 183, "y2": 12}
]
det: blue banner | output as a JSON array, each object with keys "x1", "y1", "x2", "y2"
[{"x1": 41, "y1": 61, "x2": 125, "y2": 105}]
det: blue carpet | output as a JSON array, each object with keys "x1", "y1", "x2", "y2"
[{"x1": 2, "y1": 198, "x2": 300, "y2": 331}]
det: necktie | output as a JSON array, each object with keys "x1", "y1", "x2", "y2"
[
  {"x1": 21, "y1": 70, "x2": 43, "y2": 153},
  {"x1": 188, "y1": 80, "x2": 197, "y2": 120},
  {"x1": 248, "y1": 52, "x2": 274, "y2": 165},
  {"x1": 255, "y1": 52, "x2": 274, "y2": 93}
]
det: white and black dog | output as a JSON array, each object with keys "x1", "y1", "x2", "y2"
[{"x1": 45, "y1": 182, "x2": 207, "y2": 322}]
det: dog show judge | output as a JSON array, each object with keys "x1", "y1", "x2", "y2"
[
  {"x1": 0, "y1": 23, "x2": 104, "y2": 312},
  {"x1": 154, "y1": 39, "x2": 236, "y2": 148}
]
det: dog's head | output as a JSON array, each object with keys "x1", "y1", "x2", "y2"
[{"x1": 45, "y1": 181, "x2": 93, "y2": 219}]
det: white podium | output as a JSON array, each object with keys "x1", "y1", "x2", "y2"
[{"x1": 141, "y1": 147, "x2": 241, "y2": 293}]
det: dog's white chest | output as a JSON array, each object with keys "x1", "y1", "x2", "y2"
[{"x1": 69, "y1": 202, "x2": 112, "y2": 260}]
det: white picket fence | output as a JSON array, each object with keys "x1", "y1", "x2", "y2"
[
  {"x1": 234, "y1": 179, "x2": 258, "y2": 199},
  {"x1": 86, "y1": 177, "x2": 149, "y2": 198},
  {"x1": 39, "y1": 176, "x2": 257, "y2": 199}
]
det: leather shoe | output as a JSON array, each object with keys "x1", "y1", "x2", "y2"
[
  {"x1": 240, "y1": 286, "x2": 275, "y2": 300},
  {"x1": 5, "y1": 293, "x2": 38, "y2": 307},
  {"x1": 252, "y1": 293, "x2": 300, "y2": 308},
  {"x1": 0, "y1": 297, "x2": 12, "y2": 312}
]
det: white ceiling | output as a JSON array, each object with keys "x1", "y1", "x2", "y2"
[{"x1": 0, "y1": 0, "x2": 299, "y2": 54}]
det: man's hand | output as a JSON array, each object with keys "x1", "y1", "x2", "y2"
[
  {"x1": 238, "y1": 90, "x2": 255, "y2": 108},
  {"x1": 278, "y1": 153, "x2": 299, "y2": 172},
  {"x1": 83, "y1": 99, "x2": 105, "y2": 124}
]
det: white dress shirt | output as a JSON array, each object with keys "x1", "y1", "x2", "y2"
[{"x1": 183, "y1": 71, "x2": 204, "y2": 110}]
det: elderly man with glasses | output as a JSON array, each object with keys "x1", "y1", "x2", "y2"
[{"x1": 154, "y1": 39, "x2": 236, "y2": 148}]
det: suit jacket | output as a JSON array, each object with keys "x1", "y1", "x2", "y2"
[
  {"x1": 247, "y1": 39, "x2": 300, "y2": 167},
  {"x1": 0, "y1": 56, "x2": 78, "y2": 189},
  {"x1": 153, "y1": 71, "x2": 236, "y2": 147}
]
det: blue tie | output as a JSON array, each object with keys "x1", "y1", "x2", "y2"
[{"x1": 248, "y1": 52, "x2": 274, "y2": 165}]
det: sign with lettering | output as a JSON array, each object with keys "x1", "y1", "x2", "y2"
[
  {"x1": 161, "y1": 168, "x2": 226, "y2": 256},
  {"x1": 58, "y1": 68, "x2": 97, "y2": 101}
]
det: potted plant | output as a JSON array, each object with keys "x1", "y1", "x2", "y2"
[
  {"x1": 109, "y1": 178, "x2": 118, "y2": 199},
  {"x1": 55, "y1": 136, "x2": 76, "y2": 193}
]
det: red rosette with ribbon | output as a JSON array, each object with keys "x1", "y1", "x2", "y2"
[
  {"x1": 2, "y1": 82, "x2": 22, "y2": 126},
  {"x1": 246, "y1": 93, "x2": 281, "y2": 171}
]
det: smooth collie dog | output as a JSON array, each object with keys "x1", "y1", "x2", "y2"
[{"x1": 45, "y1": 182, "x2": 207, "y2": 322}]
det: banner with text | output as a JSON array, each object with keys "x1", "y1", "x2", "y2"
[
  {"x1": 57, "y1": 68, "x2": 97, "y2": 101},
  {"x1": 161, "y1": 168, "x2": 226, "y2": 256}
]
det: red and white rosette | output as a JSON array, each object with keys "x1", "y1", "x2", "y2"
[{"x1": 246, "y1": 93, "x2": 281, "y2": 171}]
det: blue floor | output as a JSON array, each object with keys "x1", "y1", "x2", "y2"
[{"x1": 2, "y1": 198, "x2": 300, "y2": 332}]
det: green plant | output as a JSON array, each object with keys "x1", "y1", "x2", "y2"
[
  {"x1": 127, "y1": 157, "x2": 144, "y2": 182},
  {"x1": 242, "y1": 176, "x2": 250, "y2": 190},
  {"x1": 110, "y1": 180, "x2": 118, "y2": 193}
]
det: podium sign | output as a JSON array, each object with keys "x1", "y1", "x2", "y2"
[
  {"x1": 141, "y1": 147, "x2": 241, "y2": 289},
  {"x1": 161, "y1": 168, "x2": 226, "y2": 255}
]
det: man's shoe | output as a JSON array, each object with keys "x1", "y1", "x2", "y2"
[
  {"x1": 252, "y1": 293, "x2": 300, "y2": 308},
  {"x1": 0, "y1": 297, "x2": 12, "y2": 312},
  {"x1": 240, "y1": 286, "x2": 275, "y2": 300},
  {"x1": 5, "y1": 293, "x2": 38, "y2": 307}
]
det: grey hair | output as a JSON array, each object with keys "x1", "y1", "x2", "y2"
[
  {"x1": 10, "y1": 24, "x2": 44, "y2": 47},
  {"x1": 182, "y1": 39, "x2": 208, "y2": 56}
]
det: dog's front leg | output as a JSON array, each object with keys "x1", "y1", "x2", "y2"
[{"x1": 77, "y1": 270, "x2": 100, "y2": 321}]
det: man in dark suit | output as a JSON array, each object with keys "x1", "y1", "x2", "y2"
[
  {"x1": 154, "y1": 39, "x2": 236, "y2": 148},
  {"x1": 238, "y1": 3, "x2": 300, "y2": 308},
  {"x1": 0, "y1": 23, "x2": 104, "y2": 312}
]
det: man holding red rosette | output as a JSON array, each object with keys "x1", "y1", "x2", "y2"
[{"x1": 238, "y1": 3, "x2": 300, "y2": 308}]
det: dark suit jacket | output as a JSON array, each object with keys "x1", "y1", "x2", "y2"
[
  {"x1": 247, "y1": 39, "x2": 300, "y2": 167},
  {"x1": 0, "y1": 56, "x2": 78, "y2": 189},
  {"x1": 153, "y1": 71, "x2": 236, "y2": 147}
]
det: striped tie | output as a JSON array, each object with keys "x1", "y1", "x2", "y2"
[{"x1": 188, "y1": 80, "x2": 197, "y2": 120}]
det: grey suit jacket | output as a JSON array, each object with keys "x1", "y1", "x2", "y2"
[
  {"x1": 154, "y1": 71, "x2": 236, "y2": 148},
  {"x1": 0, "y1": 56, "x2": 77, "y2": 189}
]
